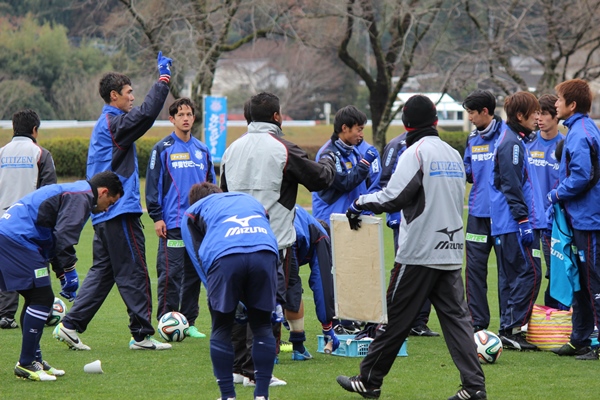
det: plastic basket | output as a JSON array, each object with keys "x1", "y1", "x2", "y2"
[{"x1": 317, "y1": 334, "x2": 407, "y2": 357}]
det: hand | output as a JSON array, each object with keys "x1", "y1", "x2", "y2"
[
  {"x1": 157, "y1": 51, "x2": 172, "y2": 82},
  {"x1": 361, "y1": 146, "x2": 378, "y2": 165},
  {"x1": 547, "y1": 189, "x2": 559, "y2": 204},
  {"x1": 60, "y1": 290, "x2": 77, "y2": 302},
  {"x1": 154, "y1": 220, "x2": 167, "y2": 238},
  {"x1": 322, "y1": 326, "x2": 340, "y2": 352},
  {"x1": 518, "y1": 219, "x2": 534, "y2": 247},
  {"x1": 271, "y1": 303, "x2": 285, "y2": 324},
  {"x1": 234, "y1": 301, "x2": 248, "y2": 324},
  {"x1": 387, "y1": 218, "x2": 399, "y2": 229},
  {"x1": 346, "y1": 200, "x2": 363, "y2": 230},
  {"x1": 61, "y1": 268, "x2": 79, "y2": 293}
]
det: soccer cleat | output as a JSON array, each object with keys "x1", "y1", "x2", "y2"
[
  {"x1": 41, "y1": 360, "x2": 65, "y2": 376},
  {"x1": 0, "y1": 317, "x2": 18, "y2": 329},
  {"x1": 500, "y1": 332, "x2": 537, "y2": 351},
  {"x1": 129, "y1": 335, "x2": 172, "y2": 350},
  {"x1": 233, "y1": 373, "x2": 245, "y2": 384},
  {"x1": 14, "y1": 362, "x2": 57, "y2": 381},
  {"x1": 575, "y1": 348, "x2": 599, "y2": 360},
  {"x1": 186, "y1": 325, "x2": 206, "y2": 338},
  {"x1": 336, "y1": 375, "x2": 381, "y2": 399},
  {"x1": 551, "y1": 342, "x2": 592, "y2": 356},
  {"x1": 255, "y1": 397, "x2": 267, "y2": 400},
  {"x1": 291, "y1": 349, "x2": 313, "y2": 361},
  {"x1": 279, "y1": 340, "x2": 293, "y2": 353},
  {"x1": 410, "y1": 324, "x2": 440, "y2": 337},
  {"x1": 216, "y1": 397, "x2": 236, "y2": 400},
  {"x1": 243, "y1": 375, "x2": 287, "y2": 387},
  {"x1": 448, "y1": 388, "x2": 487, "y2": 400},
  {"x1": 53, "y1": 323, "x2": 91, "y2": 350}
]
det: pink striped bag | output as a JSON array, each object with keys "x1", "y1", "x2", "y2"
[{"x1": 526, "y1": 305, "x2": 572, "y2": 350}]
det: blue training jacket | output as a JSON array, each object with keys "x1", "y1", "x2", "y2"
[
  {"x1": 181, "y1": 192, "x2": 278, "y2": 284},
  {"x1": 380, "y1": 132, "x2": 407, "y2": 228},
  {"x1": 293, "y1": 206, "x2": 335, "y2": 325},
  {"x1": 526, "y1": 131, "x2": 564, "y2": 215},
  {"x1": 312, "y1": 137, "x2": 371, "y2": 223},
  {"x1": 464, "y1": 116, "x2": 505, "y2": 218},
  {"x1": 556, "y1": 113, "x2": 600, "y2": 230},
  {"x1": 145, "y1": 133, "x2": 216, "y2": 229},
  {"x1": 489, "y1": 125, "x2": 545, "y2": 235},
  {"x1": 356, "y1": 139, "x2": 382, "y2": 194},
  {"x1": 87, "y1": 80, "x2": 169, "y2": 225},
  {"x1": 0, "y1": 180, "x2": 96, "y2": 270}
]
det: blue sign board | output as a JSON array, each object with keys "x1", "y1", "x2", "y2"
[{"x1": 203, "y1": 96, "x2": 228, "y2": 163}]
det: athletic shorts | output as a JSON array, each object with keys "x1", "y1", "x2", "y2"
[
  {"x1": 281, "y1": 247, "x2": 302, "y2": 313},
  {"x1": 0, "y1": 234, "x2": 51, "y2": 292}
]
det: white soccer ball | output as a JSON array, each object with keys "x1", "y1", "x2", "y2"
[
  {"x1": 45, "y1": 297, "x2": 67, "y2": 327},
  {"x1": 158, "y1": 311, "x2": 189, "y2": 342},
  {"x1": 474, "y1": 329, "x2": 503, "y2": 364}
]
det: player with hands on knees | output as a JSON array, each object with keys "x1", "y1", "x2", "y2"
[{"x1": 0, "y1": 171, "x2": 123, "y2": 381}]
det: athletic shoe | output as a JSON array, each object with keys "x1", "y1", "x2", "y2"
[
  {"x1": 53, "y1": 323, "x2": 91, "y2": 351},
  {"x1": 551, "y1": 342, "x2": 592, "y2": 356},
  {"x1": 410, "y1": 324, "x2": 440, "y2": 337},
  {"x1": 500, "y1": 332, "x2": 537, "y2": 351},
  {"x1": 336, "y1": 375, "x2": 381, "y2": 399},
  {"x1": 473, "y1": 325, "x2": 486, "y2": 333},
  {"x1": 575, "y1": 348, "x2": 599, "y2": 360},
  {"x1": 129, "y1": 335, "x2": 172, "y2": 350},
  {"x1": 41, "y1": 360, "x2": 65, "y2": 376},
  {"x1": 0, "y1": 317, "x2": 18, "y2": 329},
  {"x1": 291, "y1": 349, "x2": 313, "y2": 361},
  {"x1": 216, "y1": 397, "x2": 236, "y2": 400},
  {"x1": 255, "y1": 397, "x2": 267, "y2": 400},
  {"x1": 186, "y1": 325, "x2": 206, "y2": 338},
  {"x1": 243, "y1": 375, "x2": 287, "y2": 387},
  {"x1": 279, "y1": 340, "x2": 293, "y2": 353},
  {"x1": 447, "y1": 388, "x2": 487, "y2": 400},
  {"x1": 14, "y1": 362, "x2": 57, "y2": 381},
  {"x1": 233, "y1": 373, "x2": 245, "y2": 384}
]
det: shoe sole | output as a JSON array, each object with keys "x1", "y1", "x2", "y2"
[
  {"x1": 53, "y1": 325, "x2": 91, "y2": 351},
  {"x1": 14, "y1": 368, "x2": 56, "y2": 381},
  {"x1": 336, "y1": 376, "x2": 380, "y2": 399}
]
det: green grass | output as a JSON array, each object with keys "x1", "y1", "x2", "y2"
[{"x1": 1, "y1": 211, "x2": 599, "y2": 400}]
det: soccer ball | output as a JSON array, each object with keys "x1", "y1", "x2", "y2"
[
  {"x1": 474, "y1": 329, "x2": 503, "y2": 364},
  {"x1": 158, "y1": 311, "x2": 189, "y2": 342},
  {"x1": 45, "y1": 297, "x2": 67, "y2": 326}
]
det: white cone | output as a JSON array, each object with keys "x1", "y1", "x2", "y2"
[{"x1": 83, "y1": 360, "x2": 103, "y2": 374}]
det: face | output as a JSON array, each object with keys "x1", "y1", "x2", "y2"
[
  {"x1": 555, "y1": 94, "x2": 575, "y2": 120},
  {"x1": 338, "y1": 123, "x2": 365, "y2": 146},
  {"x1": 169, "y1": 105, "x2": 195, "y2": 134},
  {"x1": 93, "y1": 189, "x2": 121, "y2": 214},
  {"x1": 536, "y1": 110, "x2": 558, "y2": 135},
  {"x1": 467, "y1": 108, "x2": 491, "y2": 130},
  {"x1": 112, "y1": 85, "x2": 134, "y2": 113},
  {"x1": 518, "y1": 110, "x2": 539, "y2": 131}
]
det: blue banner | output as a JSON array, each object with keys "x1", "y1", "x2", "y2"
[{"x1": 203, "y1": 96, "x2": 228, "y2": 163}]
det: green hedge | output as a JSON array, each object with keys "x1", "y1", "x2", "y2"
[{"x1": 40, "y1": 133, "x2": 469, "y2": 178}]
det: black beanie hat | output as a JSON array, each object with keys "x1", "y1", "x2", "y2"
[{"x1": 402, "y1": 95, "x2": 438, "y2": 130}]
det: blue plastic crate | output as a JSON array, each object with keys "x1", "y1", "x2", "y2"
[{"x1": 317, "y1": 334, "x2": 407, "y2": 357}]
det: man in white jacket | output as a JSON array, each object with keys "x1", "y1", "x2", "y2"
[{"x1": 336, "y1": 95, "x2": 486, "y2": 400}]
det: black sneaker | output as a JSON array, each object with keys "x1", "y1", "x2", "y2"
[
  {"x1": 551, "y1": 342, "x2": 591, "y2": 356},
  {"x1": 500, "y1": 332, "x2": 537, "y2": 351},
  {"x1": 336, "y1": 375, "x2": 381, "y2": 399},
  {"x1": 410, "y1": 324, "x2": 440, "y2": 337},
  {"x1": 0, "y1": 317, "x2": 18, "y2": 329},
  {"x1": 448, "y1": 388, "x2": 487, "y2": 400},
  {"x1": 575, "y1": 348, "x2": 599, "y2": 360}
]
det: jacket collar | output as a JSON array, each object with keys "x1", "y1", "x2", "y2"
[
  {"x1": 247, "y1": 121, "x2": 284, "y2": 137},
  {"x1": 563, "y1": 112, "x2": 587, "y2": 129}
]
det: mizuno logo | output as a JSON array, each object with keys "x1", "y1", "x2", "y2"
[
  {"x1": 551, "y1": 237, "x2": 560, "y2": 248},
  {"x1": 436, "y1": 227, "x2": 463, "y2": 241},
  {"x1": 223, "y1": 215, "x2": 261, "y2": 227}
]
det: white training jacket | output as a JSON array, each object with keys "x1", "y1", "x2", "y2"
[{"x1": 356, "y1": 135, "x2": 466, "y2": 269}]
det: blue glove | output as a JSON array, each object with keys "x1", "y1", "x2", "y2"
[
  {"x1": 60, "y1": 290, "x2": 77, "y2": 302},
  {"x1": 157, "y1": 51, "x2": 172, "y2": 82},
  {"x1": 361, "y1": 146, "x2": 378, "y2": 165},
  {"x1": 271, "y1": 303, "x2": 284, "y2": 324},
  {"x1": 234, "y1": 301, "x2": 248, "y2": 324},
  {"x1": 322, "y1": 327, "x2": 340, "y2": 352},
  {"x1": 346, "y1": 200, "x2": 363, "y2": 230},
  {"x1": 518, "y1": 219, "x2": 534, "y2": 247},
  {"x1": 387, "y1": 217, "x2": 399, "y2": 229},
  {"x1": 61, "y1": 269, "x2": 79, "y2": 293},
  {"x1": 547, "y1": 189, "x2": 559, "y2": 204}
]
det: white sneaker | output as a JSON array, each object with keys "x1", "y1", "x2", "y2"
[
  {"x1": 129, "y1": 335, "x2": 172, "y2": 350},
  {"x1": 255, "y1": 397, "x2": 267, "y2": 400},
  {"x1": 53, "y1": 323, "x2": 91, "y2": 351},
  {"x1": 14, "y1": 362, "x2": 57, "y2": 381},
  {"x1": 243, "y1": 375, "x2": 287, "y2": 387},
  {"x1": 233, "y1": 373, "x2": 244, "y2": 384}
]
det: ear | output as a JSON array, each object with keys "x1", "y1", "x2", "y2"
[
  {"x1": 98, "y1": 187, "x2": 109, "y2": 197},
  {"x1": 568, "y1": 101, "x2": 577, "y2": 113},
  {"x1": 516, "y1": 112, "x2": 525, "y2": 123},
  {"x1": 110, "y1": 90, "x2": 119, "y2": 103},
  {"x1": 168, "y1": 115, "x2": 175, "y2": 124}
]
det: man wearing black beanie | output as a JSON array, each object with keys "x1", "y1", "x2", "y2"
[{"x1": 337, "y1": 94, "x2": 487, "y2": 400}]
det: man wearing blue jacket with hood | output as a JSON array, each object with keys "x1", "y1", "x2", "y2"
[
  {"x1": 55, "y1": 52, "x2": 174, "y2": 351},
  {"x1": 549, "y1": 79, "x2": 600, "y2": 361}
]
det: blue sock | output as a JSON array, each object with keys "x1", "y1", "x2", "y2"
[
  {"x1": 289, "y1": 330, "x2": 306, "y2": 353},
  {"x1": 19, "y1": 305, "x2": 50, "y2": 366},
  {"x1": 252, "y1": 334, "x2": 276, "y2": 398},
  {"x1": 210, "y1": 339, "x2": 235, "y2": 399}
]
